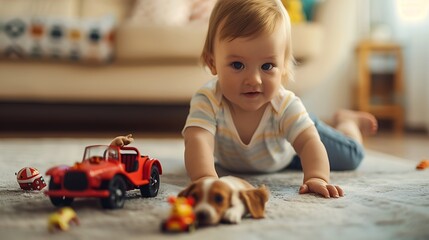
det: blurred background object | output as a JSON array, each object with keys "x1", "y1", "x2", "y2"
[{"x1": 0, "y1": 0, "x2": 428, "y2": 135}]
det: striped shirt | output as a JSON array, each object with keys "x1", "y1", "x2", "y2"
[{"x1": 183, "y1": 79, "x2": 314, "y2": 173}]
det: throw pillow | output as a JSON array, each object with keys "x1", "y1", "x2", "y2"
[
  {"x1": 301, "y1": 0, "x2": 323, "y2": 21},
  {"x1": 0, "y1": 15, "x2": 116, "y2": 63},
  {"x1": 129, "y1": 0, "x2": 191, "y2": 26},
  {"x1": 189, "y1": 0, "x2": 217, "y2": 23},
  {"x1": 0, "y1": 18, "x2": 29, "y2": 58}
]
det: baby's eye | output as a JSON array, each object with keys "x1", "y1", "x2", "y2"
[
  {"x1": 261, "y1": 63, "x2": 274, "y2": 71},
  {"x1": 231, "y1": 61, "x2": 244, "y2": 70}
]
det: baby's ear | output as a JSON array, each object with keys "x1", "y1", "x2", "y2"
[
  {"x1": 239, "y1": 185, "x2": 269, "y2": 218},
  {"x1": 205, "y1": 54, "x2": 217, "y2": 75}
]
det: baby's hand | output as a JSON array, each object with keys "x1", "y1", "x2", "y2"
[{"x1": 299, "y1": 178, "x2": 344, "y2": 198}]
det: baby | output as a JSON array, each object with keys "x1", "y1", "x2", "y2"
[{"x1": 182, "y1": 0, "x2": 377, "y2": 198}]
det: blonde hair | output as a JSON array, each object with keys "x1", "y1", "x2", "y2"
[{"x1": 201, "y1": 0, "x2": 295, "y2": 84}]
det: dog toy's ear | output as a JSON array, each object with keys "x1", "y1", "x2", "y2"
[
  {"x1": 178, "y1": 182, "x2": 196, "y2": 198},
  {"x1": 239, "y1": 185, "x2": 269, "y2": 219},
  {"x1": 110, "y1": 134, "x2": 134, "y2": 147}
]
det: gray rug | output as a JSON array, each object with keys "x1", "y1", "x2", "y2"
[{"x1": 0, "y1": 138, "x2": 428, "y2": 240}]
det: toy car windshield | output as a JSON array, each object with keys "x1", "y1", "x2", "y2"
[{"x1": 83, "y1": 146, "x2": 119, "y2": 164}]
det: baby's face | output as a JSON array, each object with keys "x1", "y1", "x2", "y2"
[{"x1": 209, "y1": 24, "x2": 287, "y2": 114}]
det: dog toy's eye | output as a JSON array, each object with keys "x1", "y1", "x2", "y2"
[
  {"x1": 214, "y1": 194, "x2": 223, "y2": 204},
  {"x1": 191, "y1": 193, "x2": 199, "y2": 202}
]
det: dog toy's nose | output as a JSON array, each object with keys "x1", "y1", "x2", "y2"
[{"x1": 196, "y1": 211, "x2": 210, "y2": 225}]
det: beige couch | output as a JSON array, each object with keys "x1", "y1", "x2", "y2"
[
  {"x1": 0, "y1": 0, "x2": 211, "y2": 104},
  {"x1": 0, "y1": 0, "x2": 356, "y2": 131}
]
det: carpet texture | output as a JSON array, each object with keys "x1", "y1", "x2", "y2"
[{"x1": 0, "y1": 138, "x2": 428, "y2": 240}]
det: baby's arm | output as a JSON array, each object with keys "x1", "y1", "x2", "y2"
[
  {"x1": 293, "y1": 126, "x2": 343, "y2": 198},
  {"x1": 183, "y1": 126, "x2": 218, "y2": 181}
]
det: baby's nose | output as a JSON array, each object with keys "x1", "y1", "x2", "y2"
[{"x1": 245, "y1": 70, "x2": 262, "y2": 85}]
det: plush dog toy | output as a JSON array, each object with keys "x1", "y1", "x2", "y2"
[
  {"x1": 110, "y1": 134, "x2": 134, "y2": 147},
  {"x1": 178, "y1": 176, "x2": 269, "y2": 226}
]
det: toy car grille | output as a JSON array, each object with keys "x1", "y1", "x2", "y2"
[{"x1": 64, "y1": 171, "x2": 88, "y2": 191}]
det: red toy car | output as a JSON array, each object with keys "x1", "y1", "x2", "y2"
[{"x1": 45, "y1": 145, "x2": 162, "y2": 209}]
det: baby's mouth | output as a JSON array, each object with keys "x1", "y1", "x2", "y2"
[{"x1": 243, "y1": 91, "x2": 261, "y2": 98}]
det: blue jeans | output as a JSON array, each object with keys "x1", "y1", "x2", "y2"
[{"x1": 287, "y1": 114, "x2": 364, "y2": 171}]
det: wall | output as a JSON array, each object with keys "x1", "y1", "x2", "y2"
[
  {"x1": 300, "y1": 0, "x2": 429, "y2": 130},
  {"x1": 297, "y1": 0, "x2": 360, "y2": 121},
  {"x1": 369, "y1": 0, "x2": 429, "y2": 129}
]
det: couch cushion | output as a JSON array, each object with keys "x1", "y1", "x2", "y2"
[
  {"x1": 0, "y1": 61, "x2": 212, "y2": 103},
  {"x1": 115, "y1": 22, "x2": 321, "y2": 62},
  {"x1": 129, "y1": 0, "x2": 191, "y2": 26},
  {"x1": 291, "y1": 23, "x2": 323, "y2": 61},
  {"x1": 80, "y1": 0, "x2": 134, "y2": 22},
  {"x1": 189, "y1": 0, "x2": 217, "y2": 23},
  {"x1": 116, "y1": 22, "x2": 207, "y2": 61},
  {"x1": 0, "y1": 0, "x2": 79, "y2": 18}
]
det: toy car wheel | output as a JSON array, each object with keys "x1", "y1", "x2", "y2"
[
  {"x1": 100, "y1": 175, "x2": 126, "y2": 209},
  {"x1": 48, "y1": 179, "x2": 74, "y2": 207},
  {"x1": 140, "y1": 166, "x2": 160, "y2": 198}
]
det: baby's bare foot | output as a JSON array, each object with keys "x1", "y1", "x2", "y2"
[{"x1": 334, "y1": 110, "x2": 378, "y2": 135}]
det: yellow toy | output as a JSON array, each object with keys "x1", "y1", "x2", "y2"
[
  {"x1": 282, "y1": 0, "x2": 306, "y2": 23},
  {"x1": 161, "y1": 196, "x2": 197, "y2": 233},
  {"x1": 48, "y1": 207, "x2": 79, "y2": 232}
]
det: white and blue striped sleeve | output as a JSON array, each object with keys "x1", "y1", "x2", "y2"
[
  {"x1": 279, "y1": 94, "x2": 314, "y2": 144},
  {"x1": 182, "y1": 89, "x2": 218, "y2": 136}
]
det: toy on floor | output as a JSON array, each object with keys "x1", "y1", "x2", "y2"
[
  {"x1": 110, "y1": 134, "x2": 134, "y2": 147},
  {"x1": 15, "y1": 167, "x2": 47, "y2": 191},
  {"x1": 282, "y1": 0, "x2": 306, "y2": 23},
  {"x1": 44, "y1": 135, "x2": 162, "y2": 209},
  {"x1": 416, "y1": 159, "x2": 429, "y2": 170},
  {"x1": 161, "y1": 196, "x2": 197, "y2": 233},
  {"x1": 48, "y1": 207, "x2": 79, "y2": 232},
  {"x1": 178, "y1": 176, "x2": 269, "y2": 226}
]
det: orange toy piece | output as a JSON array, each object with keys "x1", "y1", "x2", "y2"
[
  {"x1": 161, "y1": 196, "x2": 197, "y2": 233},
  {"x1": 416, "y1": 159, "x2": 429, "y2": 170}
]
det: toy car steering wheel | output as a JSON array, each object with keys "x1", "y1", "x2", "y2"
[{"x1": 89, "y1": 156, "x2": 102, "y2": 164}]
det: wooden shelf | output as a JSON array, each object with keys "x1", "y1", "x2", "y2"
[{"x1": 356, "y1": 40, "x2": 404, "y2": 134}]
